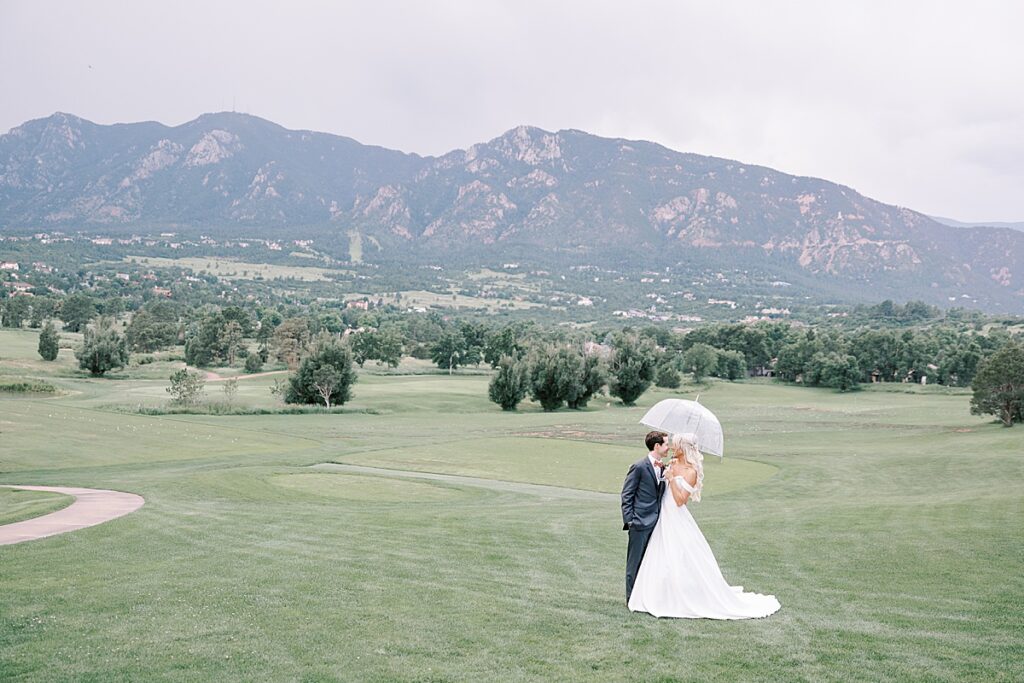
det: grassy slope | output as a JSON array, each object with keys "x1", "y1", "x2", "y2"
[
  {"x1": 0, "y1": 488, "x2": 73, "y2": 526},
  {"x1": 0, "y1": 329, "x2": 1021, "y2": 681}
]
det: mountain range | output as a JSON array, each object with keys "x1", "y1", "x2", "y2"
[
  {"x1": 930, "y1": 216, "x2": 1024, "y2": 232},
  {"x1": 1, "y1": 112, "x2": 1021, "y2": 312}
]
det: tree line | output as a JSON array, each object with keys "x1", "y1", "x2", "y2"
[{"x1": 15, "y1": 291, "x2": 1024, "y2": 425}]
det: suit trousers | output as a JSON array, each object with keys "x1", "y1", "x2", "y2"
[{"x1": 625, "y1": 525, "x2": 655, "y2": 601}]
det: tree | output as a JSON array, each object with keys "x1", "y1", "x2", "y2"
[
  {"x1": 60, "y1": 293, "x2": 96, "y2": 333},
  {"x1": 28, "y1": 296, "x2": 57, "y2": 328},
  {"x1": 527, "y1": 346, "x2": 569, "y2": 411},
  {"x1": 715, "y1": 349, "x2": 747, "y2": 381},
  {"x1": 775, "y1": 332, "x2": 824, "y2": 382},
  {"x1": 102, "y1": 297, "x2": 126, "y2": 317},
  {"x1": 167, "y1": 369, "x2": 206, "y2": 405},
  {"x1": 810, "y1": 353, "x2": 861, "y2": 392},
  {"x1": 220, "y1": 320, "x2": 245, "y2": 366},
  {"x1": 317, "y1": 311, "x2": 345, "y2": 334},
  {"x1": 720, "y1": 326, "x2": 770, "y2": 374},
  {"x1": 184, "y1": 313, "x2": 230, "y2": 367},
  {"x1": 221, "y1": 306, "x2": 253, "y2": 336},
  {"x1": 311, "y1": 366, "x2": 343, "y2": 408},
  {"x1": 564, "y1": 349, "x2": 606, "y2": 410},
  {"x1": 272, "y1": 317, "x2": 311, "y2": 370},
  {"x1": 655, "y1": 360, "x2": 682, "y2": 389},
  {"x1": 2, "y1": 296, "x2": 31, "y2": 328},
  {"x1": 484, "y1": 324, "x2": 527, "y2": 368},
  {"x1": 374, "y1": 327, "x2": 404, "y2": 368},
  {"x1": 75, "y1": 316, "x2": 129, "y2": 376},
  {"x1": 488, "y1": 355, "x2": 528, "y2": 411},
  {"x1": 222, "y1": 377, "x2": 239, "y2": 404},
  {"x1": 38, "y1": 321, "x2": 60, "y2": 361},
  {"x1": 458, "y1": 322, "x2": 487, "y2": 367},
  {"x1": 255, "y1": 312, "x2": 279, "y2": 361},
  {"x1": 244, "y1": 353, "x2": 263, "y2": 373},
  {"x1": 938, "y1": 341, "x2": 982, "y2": 387},
  {"x1": 607, "y1": 335, "x2": 657, "y2": 406},
  {"x1": 284, "y1": 339, "x2": 356, "y2": 407},
  {"x1": 350, "y1": 331, "x2": 378, "y2": 368},
  {"x1": 970, "y1": 342, "x2": 1024, "y2": 427},
  {"x1": 849, "y1": 329, "x2": 900, "y2": 382},
  {"x1": 126, "y1": 306, "x2": 179, "y2": 352},
  {"x1": 521, "y1": 345, "x2": 605, "y2": 411},
  {"x1": 432, "y1": 329, "x2": 467, "y2": 374},
  {"x1": 682, "y1": 343, "x2": 719, "y2": 382}
]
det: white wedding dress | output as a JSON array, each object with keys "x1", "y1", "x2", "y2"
[{"x1": 628, "y1": 476, "x2": 781, "y2": 619}]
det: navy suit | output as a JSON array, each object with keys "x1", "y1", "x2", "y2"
[{"x1": 621, "y1": 455, "x2": 664, "y2": 601}]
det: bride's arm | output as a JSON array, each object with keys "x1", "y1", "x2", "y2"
[{"x1": 668, "y1": 467, "x2": 699, "y2": 507}]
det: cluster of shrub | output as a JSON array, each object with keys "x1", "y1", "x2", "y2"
[{"x1": 488, "y1": 335, "x2": 655, "y2": 412}]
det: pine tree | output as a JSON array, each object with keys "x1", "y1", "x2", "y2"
[
  {"x1": 488, "y1": 355, "x2": 528, "y2": 411},
  {"x1": 38, "y1": 321, "x2": 60, "y2": 361},
  {"x1": 608, "y1": 335, "x2": 657, "y2": 406},
  {"x1": 75, "y1": 317, "x2": 129, "y2": 376}
]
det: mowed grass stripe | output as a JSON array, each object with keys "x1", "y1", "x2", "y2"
[{"x1": 335, "y1": 437, "x2": 780, "y2": 497}]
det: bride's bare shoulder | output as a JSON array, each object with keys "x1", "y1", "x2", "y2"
[{"x1": 676, "y1": 465, "x2": 698, "y2": 486}]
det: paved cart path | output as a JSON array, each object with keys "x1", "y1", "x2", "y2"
[{"x1": 0, "y1": 485, "x2": 145, "y2": 546}]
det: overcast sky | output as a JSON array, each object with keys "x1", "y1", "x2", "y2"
[{"x1": 2, "y1": 1, "x2": 1022, "y2": 221}]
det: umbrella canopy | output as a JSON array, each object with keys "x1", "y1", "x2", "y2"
[{"x1": 639, "y1": 398, "x2": 724, "y2": 458}]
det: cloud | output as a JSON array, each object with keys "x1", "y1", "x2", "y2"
[{"x1": 0, "y1": 0, "x2": 1021, "y2": 219}]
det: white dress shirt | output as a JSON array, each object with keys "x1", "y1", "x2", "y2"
[{"x1": 647, "y1": 453, "x2": 663, "y2": 481}]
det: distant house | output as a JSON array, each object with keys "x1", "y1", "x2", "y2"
[
  {"x1": 0, "y1": 261, "x2": 19, "y2": 271},
  {"x1": 346, "y1": 300, "x2": 369, "y2": 311},
  {"x1": 152, "y1": 287, "x2": 172, "y2": 298}
]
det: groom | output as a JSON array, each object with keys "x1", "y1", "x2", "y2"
[{"x1": 621, "y1": 430, "x2": 669, "y2": 603}]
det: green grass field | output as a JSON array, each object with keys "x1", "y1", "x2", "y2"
[
  {"x1": 0, "y1": 488, "x2": 73, "y2": 526},
  {"x1": 0, "y1": 328, "x2": 1021, "y2": 681},
  {"x1": 123, "y1": 255, "x2": 352, "y2": 281}
]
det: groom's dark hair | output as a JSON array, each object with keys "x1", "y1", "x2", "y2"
[{"x1": 645, "y1": 431, "x2": 667, "y2": 451}]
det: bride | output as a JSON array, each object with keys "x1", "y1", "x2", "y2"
[{"x1": 628, "y1": 433, "x2": 781, "y2": 619}]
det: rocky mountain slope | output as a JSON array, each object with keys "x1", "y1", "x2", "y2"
[{"x1": 1, "y1": 112, "x2": 1021, "y2": 310}]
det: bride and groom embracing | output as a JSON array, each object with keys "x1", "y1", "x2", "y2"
[{"x1": 622, "y1": 431, "x2": 780, "y2": 619}]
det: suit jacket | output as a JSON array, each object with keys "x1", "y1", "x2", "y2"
[{"x1": 621, "y1": 455, "x2": 663, "y2": 531}]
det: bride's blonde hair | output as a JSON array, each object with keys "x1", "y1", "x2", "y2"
[{"x1": 671, "y1": 432, "x2": 704, "y2": 502}]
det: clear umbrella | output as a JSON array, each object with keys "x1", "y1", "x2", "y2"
[{"x1": 638, "y1": 398, "x2": 724, "y2": 458}]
